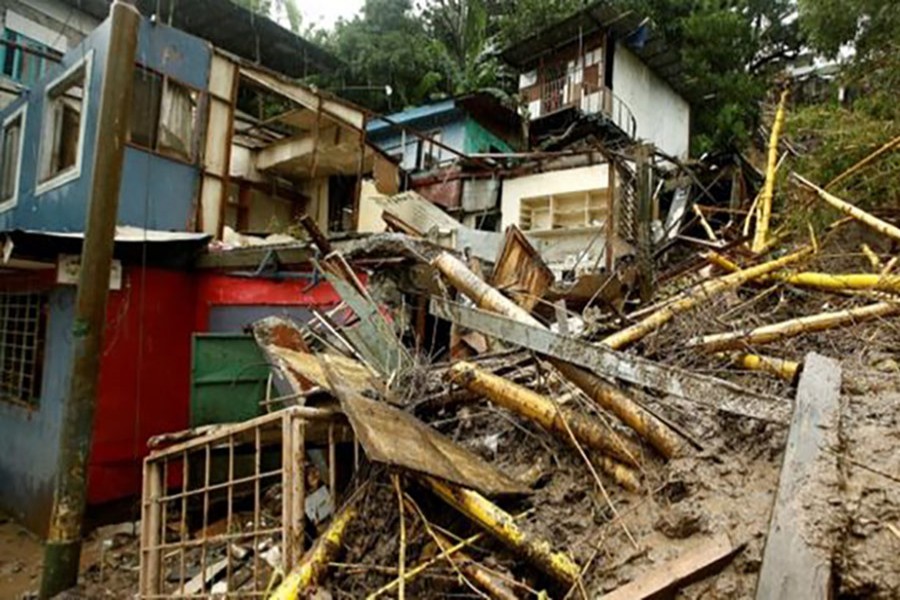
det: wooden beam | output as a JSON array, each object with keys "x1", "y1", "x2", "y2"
[
  {"x1": 755, "y1": 353, "x2": 842, "y2": 599},
  {"x1": 599, "y1": 534, "x2": 742, "y2": 600},
  {"x1": 429, "y1": 298, "x2": 790, "y2": 424}
]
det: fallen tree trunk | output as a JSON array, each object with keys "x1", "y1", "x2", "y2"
[
  {"x1": 421, "y1": 476, "x2": 581, "y2": 585},
  {"x1": 689, "y1": 301, "x2": 900, "y2": 352},
  {"x1": 269, "y1": 501, "x2": 357, "y2": 600},
  {"x1": 432, "y1": 252, "x2": 683, "y2": 459},
  {"x1": 600, "y1": 247, "x2": 812, "y2": 351},
  {"x1": 794, "y1": 173, "x2": 900, "y2": 243}
]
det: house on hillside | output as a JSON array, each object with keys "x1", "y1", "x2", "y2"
[
  {"x1": 501, "y1": 0, "x2": 692, "y2": 159},
  {"x1": 0, "y1": 1, "x2": 393, "y2": 535}
]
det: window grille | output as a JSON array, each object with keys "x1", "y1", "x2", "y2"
[{"x1": 0, "y1": 292, "x2": 47, "y2": 407}]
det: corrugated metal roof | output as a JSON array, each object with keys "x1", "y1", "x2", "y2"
[{"x1": 366, "y1": 99, "x2": 458, "y2": 135}]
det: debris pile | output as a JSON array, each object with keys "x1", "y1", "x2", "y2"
[{"x1": 91, "y1": 121, "x2": 900, "y2": 599}]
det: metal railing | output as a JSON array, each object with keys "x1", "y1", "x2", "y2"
[{"x1": 538, "y1": 77, "x2": 637, "y2": 139}]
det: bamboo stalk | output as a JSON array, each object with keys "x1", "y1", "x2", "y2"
[
  {"x1": 269, "y1": 502, "x2": 357, "y2": 600},
  {"x1": 794, "y1": 173, "x2": 900, "y2": 243},
  {"x1": 752, "y1": 89, "x2": 790, "y2": 253},
  {"x1": 861, "y1": 244, "x2": 882, "y2": 271},
  {"x1": 826, "y1": 134, "x2": 900, "y2": 189},
  {"x1": 393, "y1": 475, "x2": 406, "y2": 600},
  {"x1": 723, "y1": 353, "x2": 800, "y2": 381},
  {"x1": 688, "y1": 301, "x2": 900, "y2": 352},
  {"x1": 601, "y1": 247, "x2": 812, "y2": 350},
  {"x1": 448, "y1": 361, "x2": 642, "y2": 468},
  {"x1": 432, "y1": 251, "x2": 683, "y2": 459},
  {"x1": 693, "y1": 204, "x2": 719, "y2": 242},
  {"x1": 431, "y1": 530, "x2": 520, "y2": 600},
  {"x1": 421, "y1": 476, "x2": 581, "y2": 585}
]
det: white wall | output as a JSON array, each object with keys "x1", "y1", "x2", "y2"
[
  {"x1": 613, "y1": 42, "x2": 690, "y2": 158},
  {"x1": 500, "y1": 164, "x2": 609, "y2": 231}
]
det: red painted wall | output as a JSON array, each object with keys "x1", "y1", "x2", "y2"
[
  {"x1": 194, "y1": 272, "x2": 365, "y2": 330},
  {"x1": 88, "y1": 267, "x2": 197, "y2": 505}
]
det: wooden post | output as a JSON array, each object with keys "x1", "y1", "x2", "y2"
[
  {"x1": 636, "y1": 143, "x2": 654, "y2": 303},
  {"x1": 756, "y1": 353, "x2": 842, "y2": 599},
  {"x1": 40, "y1": 2, "x2": 140, "y2": 596}
]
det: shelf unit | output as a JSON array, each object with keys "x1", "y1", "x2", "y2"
[{"x1": 519, "y1": 188, "x2": 612, "y2": 232}]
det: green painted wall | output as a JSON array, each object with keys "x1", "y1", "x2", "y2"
[{"x1": 463, "y1": 118, "x2": 517, "y2": 154}]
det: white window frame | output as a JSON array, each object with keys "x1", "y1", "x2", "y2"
[
  {"x1": 0, "y1": 103, "x2": 27, "y2": 212},
  {"x1": 35, "y1": 50, "x2": 93, "y2": 196}
]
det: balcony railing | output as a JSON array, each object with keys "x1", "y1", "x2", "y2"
[{"x1": 538, "y1": 77, "x2": 637, "y2": 139}]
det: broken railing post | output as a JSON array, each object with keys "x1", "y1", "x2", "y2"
[
  {"x1": 269, "y1": 500, "x2": 358, "y2": 600},
  {"x1": 421, "y1": 476, "x2": 581, "y2": 585},
  {"x1": 40, "y1": 2, "x2": 140, "y2": 597},
  {"x1": 448, "y1": 362, "x2": 642, "y2": 490},
  {"x1": 600, "y1": 246, "x2": 813, "y2": 351},
  {"x1": 636, "y1": 143, "x2": 655, "y2": 302},
  {"x1": 432, "y1": 252, "x2": 684, "y2": 459}
]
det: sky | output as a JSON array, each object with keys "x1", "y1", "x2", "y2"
[{"x1": 298, "y1": 0, "x2": 366, "y2": 30}]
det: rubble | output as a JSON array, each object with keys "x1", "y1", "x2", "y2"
[{"x1": 61, "y1": 131, "x2": 900, "y2": 600}]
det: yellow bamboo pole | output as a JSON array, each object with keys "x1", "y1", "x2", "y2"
[
  {"x1": 861, "y1": 244, "x2": 882, "y2": 271},
  {"x1": 779, "y1": 272, "x2": 900, "y2": 293},
  {"x1": 688, "y1": 301, "x2": 900, "y2": 352},
  {"x1": 600, "y1": 247, "x2": 812, "y2": 350},
  {"x1": 448, "y1": 362, "x2": 642, "y2": 467},
  {"x1": 431, "y1": 530, "x2": 520, "y2": 600},
  {"x1": 826, "y1": 134, "x2": 900, "y2": 190},
  {"x1": 693, "y1": 204, "x2": 719, "y2": 242},
  {"x1": 706, "y1": 251, "x2": 742, "y2": 272},
  {"x1": 883, "y1": 257, "x2": 899, "y2": 276},
  {"x1": 752, "y1": 89, "x2": 790, "y2": 253},
  {"x1": 269, "y1": 502, "x2": 357, "y2": 600},
  {"x1": 794, "y1": 173, "x2": 900, "y2": 243},
  {"x1": 432, "y1": 252, "x2": 683, "y2": 460},
  {"x1": 723, "y1": 352, "x2": 800, "y2": 381},
  {"x1": 421, "y1": 476, "x2": 581, "y2": 585}
]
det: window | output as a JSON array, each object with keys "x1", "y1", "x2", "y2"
[
  {"x1": 37, "y1": 53, "x2": 92, "y2": 194},
  {"x1": 0, "y1": 292, "x2": 48, "y2": 407},
  {"x1": 0, "y1": 106, "x2": 25, "y2": 209},
  {"x1": 1, "y1": 30, "x2": 52, "y2": 86},
  {"x1": 128, "y1": 67, "x2": 200, "y2": 163}
]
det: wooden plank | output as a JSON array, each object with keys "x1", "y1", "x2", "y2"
[
  {"x1": 756, "y1": 352, "x2": 842, "y2": 599},
  {"x1": 318, "y1": 356, "x2": 528, "y2": 497},
  {"x1": 599, "y1": 534, "x2": 742, "y2": 600},
  {"x1": 429, "y1": 298, "x2": 791, "y2": 424}
]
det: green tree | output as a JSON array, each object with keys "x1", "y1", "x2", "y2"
[
  {"x1": 798, "y1": 0, "x2": 900, "y2": 119},
  {"x1": 232, "y1": 0, "x2": 303, "y2": 33}
]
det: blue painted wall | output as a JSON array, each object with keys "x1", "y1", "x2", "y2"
[
  {"x1": 0, "y1": 17, "x2": 210, "y2": 233},
  {"x1": 367, "y1": 102, "x2": 514, "y2": 171},
  {"x1": 0, "y1": 16, "x2": 212, "y2": 535},
  {"x1": 0, "y1": 286, "x2": 74, "y2": 534}
]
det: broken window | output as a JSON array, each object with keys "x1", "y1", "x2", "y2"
[
  {"x1": 128, "y1": 67, "x2": 200, "y2": 163},
  {"x1": 38, "y1": 56, "x2": 89, "y2": 190},
  {"x1": 0, "y1": 107, "x2": 25, "y2": 207},
  {"x1": 0, "y1": 292, "x2": 48, "y2": 408}
]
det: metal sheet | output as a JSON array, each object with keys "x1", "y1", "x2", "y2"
[{"x1": 430, "y1": 298, "x2": 791, "y2": 424}]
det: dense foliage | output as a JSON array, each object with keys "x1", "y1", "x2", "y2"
[{"x1": 233, "y1": 0, "x2": 897, "y2": 155}]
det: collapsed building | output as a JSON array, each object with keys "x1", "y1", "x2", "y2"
[{"x1": 0, "y1": 1, "x2": 899, "y2": 600}]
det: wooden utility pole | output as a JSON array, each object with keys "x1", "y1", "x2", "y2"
[
  {"x1": 40, "y1": 2, "x2": 140, "y2": 597},
  {"x1": 636, "y1": 143, "x2": 655, "y2": 303}
]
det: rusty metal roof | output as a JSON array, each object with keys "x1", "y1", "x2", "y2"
[{"x1": 500, "y1": 0, "x2": 690, "y2": 100}]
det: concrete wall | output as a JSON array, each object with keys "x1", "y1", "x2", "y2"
[
  {"x1": 613, "y1": 42, "x2": 690, "y2": 158},
  {"x1": 500, "y1": 164, "x2": 610, "y2": 231},
  {"x1": 0, "y1": 16, "x2": 211, "y2": 233}
]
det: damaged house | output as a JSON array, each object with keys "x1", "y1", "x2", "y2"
[{"x1": 0, "y1": 0, "x2": 395, "y2": 534}]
